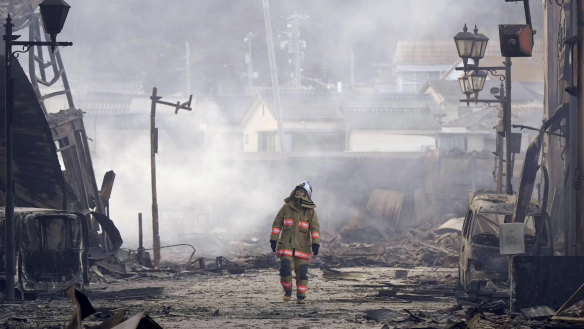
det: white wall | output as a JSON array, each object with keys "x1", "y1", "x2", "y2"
[
  {"x1": 348, "y1": 130, "x2": 436, "y2": 152},
  {"x1": 243, "y1": 103, "x2": 278, "y2": 152},
  {"x1": 466, "y1": 135, "x2": 485, "y2": 152}
]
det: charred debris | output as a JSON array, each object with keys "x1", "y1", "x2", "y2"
[
  {"x1": 0, "y1": 59, "x2": 125, "y2": 298},
  {"x1": 2, "y1": 1, "x2": 584, "y2": 328}
]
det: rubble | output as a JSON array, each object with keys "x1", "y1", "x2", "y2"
[{"x1": 6, "y1": 218, "x2": 584, "y2": 328}]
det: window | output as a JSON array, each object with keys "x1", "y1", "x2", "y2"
[{"x1": 471, "y1": 212, "x2": 537, "y2": 247}]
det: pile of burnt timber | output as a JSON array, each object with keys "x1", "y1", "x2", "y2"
[{"x1": 312, "y1": 221, "x2": 460, "y2": 269}]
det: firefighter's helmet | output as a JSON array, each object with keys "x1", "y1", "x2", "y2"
[{"x1": 296, "y1": 180, "x2": 312, "y2": 198}]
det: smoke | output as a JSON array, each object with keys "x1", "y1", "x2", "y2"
[
  {"x1": 87, "y1": 100, "x2": 287, "y2": 254},
  {"x1": 35, "y1": 0, "x2": 544, "y2": 257},
  {"x1": 59, "y1": 0, "x2": 542, "y2": 93}
]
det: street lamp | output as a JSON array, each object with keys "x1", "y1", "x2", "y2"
[
  {"x1": 453, "y1": 25, "x2": 513, "y2": 196},
  {"x1": 38, "y1": 0, "x2": 71, "y2": 52},
  {"x1": 458, "y1": 73, "x2": 473, "y2": 105},
  {"x1": 468, "y1": 70, "x2": 488, "y2": 98},
  {"x1": 454, "y1": 24, "x2": 475, "y2": 70},
  {"x1": 3, "y1": 0, "x2": 72, "y2": 300},
  {"x1": 470, "y1": 26, "x2": 489, "y2": 68}
]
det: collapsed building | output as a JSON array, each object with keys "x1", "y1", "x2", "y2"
[{"x1": 0, "y1": 1, "x2": 122, "y2": 297}]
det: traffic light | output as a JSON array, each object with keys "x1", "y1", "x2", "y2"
[{"x1": 499, "y1": 24, "x2": 533, "y2": 57}]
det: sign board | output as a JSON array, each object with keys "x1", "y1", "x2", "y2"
[
  {"x1": 500, "y1": 223, "x2": 525, "y2": 255},
  {"x1": 499, "y1": 24, "x2": 533, "y2": 57}
]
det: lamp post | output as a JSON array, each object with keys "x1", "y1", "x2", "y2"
[
  {"x1": 3, "y1": 0, "x2": 72, "y2": 300},
  {"x1": 454, "y1": 24, "x2": 513, "y2": 195}
]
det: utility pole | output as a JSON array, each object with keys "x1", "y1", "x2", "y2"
[
  {"x1": 185, "y1": 42, "x2": 191, "y2": 97},
  {"x1": 244, "y1": 32, "x2": 255, "y2": 89},
  {"x1": 262, "y1": 0, "x2": 284, "y2": 151},
  {"x1": 350, "y1": 49, "x2": 355, "y2": 87},
  {"x1": 282, "y1": 14, "x2": 308, "y2": 88},
  {"x1": 150, "y1": 87, "x2": 192, "y2": 267}
]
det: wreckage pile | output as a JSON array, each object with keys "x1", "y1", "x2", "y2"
[
  {"x1": 114, "y1": 217, "x2": 462, "y2": 275},
  {"x1": 320, "y1": 220, "x2": 461, "y2": 268},
  {"x1": 226, "y1": 219, "x2": 462, "y2": 270}
]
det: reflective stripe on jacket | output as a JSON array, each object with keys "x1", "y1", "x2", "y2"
[{"x1": 270, "y1": 200, "x2": 320, "y2": 257}]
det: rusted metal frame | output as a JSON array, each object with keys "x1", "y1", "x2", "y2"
[
  {"x1": 39, "y1": 89, "x2": 66, "y2": 99},
  {"x1": 512, "y1": 124, "x2": 564, "y2": 137},
  {"x1": 52, "y1": 46, "x2": 75, "y2": 109},
  {"x1": 34, "y1": 68, "x2": 64, "y2": 87},
  {"x1": 512, "y1": 135, "x2": 542, "y2": 224},
  {"x1": 26, "y1": 13, "x2": 75, "y2": 112},
  {"x1": 27, "y1": 15, "x2": 46, "y2": 114},
  {"x1": 75, "y1": 128, "x2": 102, "y2": 211},
  {"x1": 59, "y1": 137, "x2": 89, "y2": 210},
  {"x1": 511, "y1": 108, "x2": 568, "y2": 226},
  {"x1": 79, "y1": 212, "x2": 89, "y2": 285},
  {"x1": 73, "y1": 130, "x2": 95, "y2": 206}
]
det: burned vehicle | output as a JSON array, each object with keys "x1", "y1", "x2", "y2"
[
  {"x1": 0, "y1": 207, "x2": 89, "y2": 297},
  {"x1": 458, "y1": 193, "x2": 552, "y2": 290}
]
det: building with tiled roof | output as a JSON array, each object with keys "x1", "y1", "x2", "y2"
[
  {"x1": 340, "y1": 92, "x2": 440, "y2": 152},
  {"x1": 241, "y1": 89, "x2": 345, "y2": 152},
  {"x1": 389, "y1": 38, "x2": 544, "y2": 93},
  {"x1": 423, "y1": 79, "x2": 541, "y2": 123},
  {"x1": 240, "y1": 89, "x2": 441, "y2": 153}
]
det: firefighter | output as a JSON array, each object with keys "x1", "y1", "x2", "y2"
[{"x1": 269, "y1": 181, "x2": 320, "y2": 304}]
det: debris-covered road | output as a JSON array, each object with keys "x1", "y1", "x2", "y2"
[
  {"x1": 1, "y1": 265, "x2": 463, "y2": 328},
  {"x1": 4, "y1": 221, "x2": 584, "y2": 328}
]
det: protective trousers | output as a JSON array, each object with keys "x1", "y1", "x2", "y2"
[{"x1": 279, "y1": 254, "x2": 310, "y2": 299}]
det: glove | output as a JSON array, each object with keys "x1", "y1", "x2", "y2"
[
  {"x1": 270, "y1": 240, "x2": 277, "y2": 252},
  {"x1": 312, "y1": 243, "x2": 319, "y2": 256}
]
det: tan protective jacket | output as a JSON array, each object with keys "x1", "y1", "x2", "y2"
[{"x1": 270, "y1": 192, "x2": 320, "y2": 259}]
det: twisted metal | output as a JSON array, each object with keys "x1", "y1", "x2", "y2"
[
  {"x1": 487, "y1": 69, "x2": 506, "y2": 81},
  {"x1": 12, "y1": 44, "x2": 30, "y2": 58}
]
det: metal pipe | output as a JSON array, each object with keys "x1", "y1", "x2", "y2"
[
  {"x1": 497, "y1": 93, "x2": 505, "y2": 194},
  {"x1": 3, "y1": 14, "x2": 15, "y2": 301}
]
